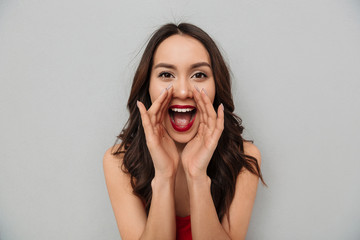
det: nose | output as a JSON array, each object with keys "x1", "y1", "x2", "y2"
[{"x1": 172, "y1": 77, "x2": 193, "y2": 100}]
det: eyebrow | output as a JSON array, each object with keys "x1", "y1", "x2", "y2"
[{"x1": 153, "y1": 62, "x2": 211, "y2": 70}]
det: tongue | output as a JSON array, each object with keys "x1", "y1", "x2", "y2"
[{"x1": 173, "y1": 112, "x2": 192, "y2": 127}]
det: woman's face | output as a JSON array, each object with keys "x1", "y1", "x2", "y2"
[{"x1": 149, "y1": 34, "x2": 216, "y2": 144}]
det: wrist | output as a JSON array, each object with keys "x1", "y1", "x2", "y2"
[
  {"x1": 151, "y1": 173, "x2": 176, "y2": 189},
  {"x1": 184, "y1": 165, "x2": 208, "y2": 180},
  {"x1": 185, "y1": 172, "x2": 211, "y2": 186},
  {"x1": 152, "y1": 160, "x2": 178, "y2": 178},
  {"x1": 154, "y1": 166, "x2": 177, "y2": 179}
]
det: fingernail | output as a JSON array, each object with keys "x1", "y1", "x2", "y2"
[
  {"x1": 220, "y1": 103, "x2": 224, "y2": 111},
  {"x1": 166, "y1": 83, "x2": 173, "y2": 90},
  {"x1": 136, "y1": 100, "x2": 140, "y2": 108},
  {"x1": 194, "y1": 85, "x2": 200, "y2": 92},
  {"x1": 201, "y1": 88, "x2": 208, "y2": 96},
  {"x1": 160, "y1": 88, "x2": 165, "y2": 95}
]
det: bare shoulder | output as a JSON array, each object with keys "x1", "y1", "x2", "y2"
[
  {"x1": 103, "y1": 144, "x2": 124, "y2": 165},
  {"x1": 103, "y1": 144, "x2": 147, "y2": 239},
  {"x1": 103, "y1": 144, "x2": 128, "y2": 184},
  {"x1": 102, "y1": 143, "x2": 132, "y2": 196},
  {"x1": 243, "y1": 140, "x2": 262, "y2": 166},
  {"x1": 221, "y1": 140, "x2": 262, "y2": 239}
]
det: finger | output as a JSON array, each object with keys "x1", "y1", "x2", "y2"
[
  {"x1": 193, "y1": 88, "x2": 204, "y2": 124},
  {"x1": 137, "y1": 100, "x2": 154, "y2": 137},
  {"x1": 153, "y1": 84, "x2": 173, "y2": 123},
  {"x1": 148, "y1": 86, "x2": 170, "y2": 124},
  {"x1": 193, "y1": 87, "x2": 206, "y2": 125},
  {"x1": 201, "y1": 88, "x2": 217, "y2": 130},
  {"x1": 197, "y1": 122, "x2": 205, "y2": 136},
  {"x1": 213, "y1": 103, "x2": 225, "y2": 140},
  {"x1": 161, "y1": 86, "x2": 173, "y2": 122},
  {"x1": 158, "y1": 86, "x2": 173, "y2": 123}
]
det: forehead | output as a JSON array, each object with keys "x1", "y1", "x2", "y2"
[{"x1": 153, "y1": 34, "x2": 211, "y2": 66}]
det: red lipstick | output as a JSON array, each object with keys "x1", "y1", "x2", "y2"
[{"x1": 168, "y1": 105, "x2": 197, "y2": 132}]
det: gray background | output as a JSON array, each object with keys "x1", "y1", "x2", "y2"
[{"x1": 1, "y1": 0, "x2": 359, "y2": 239}]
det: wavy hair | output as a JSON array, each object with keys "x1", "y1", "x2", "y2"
[{"x1": 112, "y1": 23, "x2": 265, "y2": 221}]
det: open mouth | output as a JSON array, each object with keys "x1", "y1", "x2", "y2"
[{"x1": 168, "y1": 105, "x2": 197, "y2": 132}]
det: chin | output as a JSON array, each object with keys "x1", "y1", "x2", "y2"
[
  {"x1": 164, "y1": 116, "x2": 199, "y2": 144},
  {"x1": 168, "y1": 131, "x2": 197, "y2": 144}
]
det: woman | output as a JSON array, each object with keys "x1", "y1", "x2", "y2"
[{"x1": 103, "y1": 23, "x2": 265, "y2": 240}]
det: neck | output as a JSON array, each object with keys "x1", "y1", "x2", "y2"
[{"x1": 175, "y1": 141, "x2": 186, "y2": 156}]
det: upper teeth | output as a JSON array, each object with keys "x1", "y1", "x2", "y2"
[{"x1": 171, "y1": 108, "x2": 193, "y2": 112}]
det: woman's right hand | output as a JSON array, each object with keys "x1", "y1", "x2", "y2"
[{"x1": 137, "y1": 85, "x2": 179, "y2": 179}]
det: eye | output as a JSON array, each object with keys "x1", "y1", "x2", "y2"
[
  {"x1": 192, "y1": 72, "x2": 207, "y2": 79},
  {"x1": 158, "y1": 72, "x2": 174, "y2": 78}
]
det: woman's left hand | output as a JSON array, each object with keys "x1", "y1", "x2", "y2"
[{"x1": 181, "y1": 88, "x2": 224, "y2": 179}]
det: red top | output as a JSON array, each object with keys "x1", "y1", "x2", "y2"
[{"x1": 176, "y1": 215, "x2": 192, "y2": 240}]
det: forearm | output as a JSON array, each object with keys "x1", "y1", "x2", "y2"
[
  {"x1": 187, "y1": 175, "x2": 231, "y2": 240},
  {"x1": 140, "y1": 175, "x2": 176, "y2": 240}
]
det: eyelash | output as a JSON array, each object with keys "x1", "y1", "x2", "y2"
[
  {"x1": 158, "y1": 72, "x2": 174, "y2": 78},
  {"x1": 192, "y1": 72, "x2": 207, "y2": 79},
  {"x1": 158, "y1": 72, "x2": 208, "y2": 79}
]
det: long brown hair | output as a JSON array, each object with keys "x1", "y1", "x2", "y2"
[{"x1": 112, "y1": 23, "x2": 265, "y2": 221}]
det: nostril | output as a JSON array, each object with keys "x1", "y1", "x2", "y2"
[{"x1": 171, "y1": 82, "x2": 193, "y2": 98}]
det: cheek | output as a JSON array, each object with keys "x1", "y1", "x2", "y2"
[
  {"x1": 208, "y1": 86, "x2": 216, "y2": 102},
  {"x1": 149, "y1": 79, "x2": 166, "y2": 103},
  {"x1": 197, "y1": 80, "x2": 216, "y2": 102}
]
